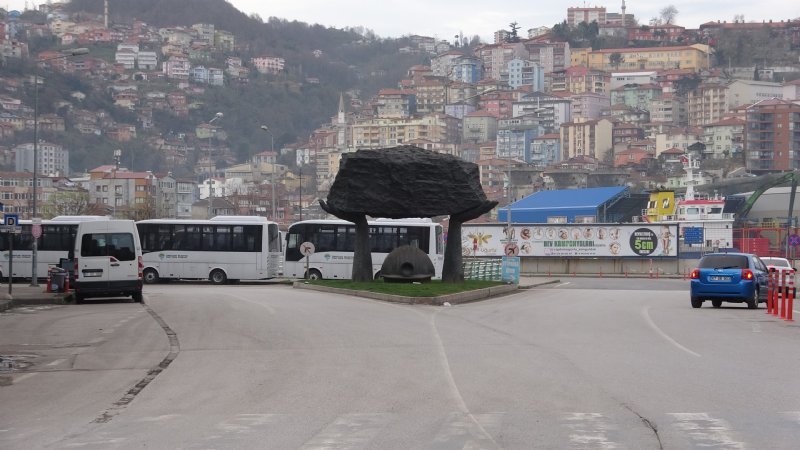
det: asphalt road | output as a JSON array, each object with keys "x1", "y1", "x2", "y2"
[{"x1": 1, "y1": 279, "x2": 799, "y2": 449}]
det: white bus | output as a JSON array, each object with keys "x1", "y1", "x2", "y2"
[
  {"x1": 136, "y1": 216, "x2": 282, "y2": 284},
  {"x1": 0, "y1": 216, "x2": 109, "y2": 280},
  {"x1": 284, "y1": 218, "x2": 445, "y2": 280}
]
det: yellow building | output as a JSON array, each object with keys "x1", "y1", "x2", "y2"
[
  {"x1": 580, "y1": 44, "x2": 711, "y2": 72},
  {"x1": 644, "y1": 191, "x2": 676, "y2": 222}
]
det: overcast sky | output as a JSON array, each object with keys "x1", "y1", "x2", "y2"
[{"x1": 5, "y1": 1, "x2": 800, "y2": 43}]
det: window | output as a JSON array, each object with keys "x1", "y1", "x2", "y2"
[{"x1": 80, "y1": 232, "x2": 136, "y2": 261}]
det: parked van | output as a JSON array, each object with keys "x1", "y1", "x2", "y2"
[{"x1": 73, "y1": 220, "x2": 143, "y2": 303}]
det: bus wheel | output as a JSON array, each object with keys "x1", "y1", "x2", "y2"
[
  {"x1": 306, "y1": 269, "x2": 322, "y2": 281},
  {"x1": 143, "y1": 268, "x2": 159, "y2": 284},
  {"x1": 210, "y1": 269, "x2": 227, "y2": 285}
]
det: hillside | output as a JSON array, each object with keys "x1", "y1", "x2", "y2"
[{"x1": 4, "y1": 0, "x2": 429, "y2": 176}]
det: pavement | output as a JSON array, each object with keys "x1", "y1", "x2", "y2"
[{"x1": 0, "y1": 282, "x2": 70, "y2": 312}]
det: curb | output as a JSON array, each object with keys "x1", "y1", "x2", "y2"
[{"x1": 292, "y1": 279, "x2": 560, "y2": 305}]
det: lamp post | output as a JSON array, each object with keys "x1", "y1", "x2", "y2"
[
  {"x1": 206, "y1": 112, "x2": 223, "y2": 219},
  {"x1": 30, "y1": 47, "x2": 88, "y2": 286},
  {"x1": 298, "y1": 162, "x2": 303, "y2": 221},
  {"x1": 259, "y1": 125, "x2": 276, "y2": 220}
]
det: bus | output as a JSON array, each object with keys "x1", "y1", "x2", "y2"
[
  {"x1": 0, "y1": 216, "x2": 109, "y2": 280},
  {"x1": 136, "y1": 216, "x2": 282, "y2": 284},
  {"x1": 283, "y1": 218, "x2": 444, "y2": 280}
]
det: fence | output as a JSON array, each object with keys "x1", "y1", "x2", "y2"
[
  {"x1": 462, "y1": 257, "x2": 502, "y2": 281},
  {"x1": 733, "y1": 226, "x2": 800, "y2": 259}
]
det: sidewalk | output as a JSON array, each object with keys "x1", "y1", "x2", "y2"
[{"x1": 0, "y1": 283, "x2": 69, "y2": 312}]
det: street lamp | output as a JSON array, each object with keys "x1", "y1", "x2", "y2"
[
  {"x1": 30, "y1": 47, "x2": 88, "y2": 286},
  {"x1": 206, "y1": 112, "x2": 223, "y2": 218},
  {"x1": 259, "y1": 125, "x2": 276, "y2": 220}
]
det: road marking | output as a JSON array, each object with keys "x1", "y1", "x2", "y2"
[
  {"x1": 563, "y1": 412, "x2": 621, "y2": 449},
  {"x1": 430, "y1": 312, "x2": 500, "y2": 447},
  {"x1": 669, "y1": 413, "x2": 747, "y2": 449},
  {"x1": 46, "y1": 358, "x2": 66, "y2": 366},
  {"x1": 299, "y1": 413, "x2": 391, "y2": 449},
  {"x1": 781, "y1": 411, "x2": 800, "y2": 424},
  {"x1": 555, "y1": 282, "x2": 572, "y2": 288},
  {"x1": 12, "y1": 373, "x2": 37, "y2": 383},
  {"x1": 642, "y1": 306, "x2": 701, "y2": 358},
  {"x1": 431, "y1": 412, "x2": 503, "y2": 449}
]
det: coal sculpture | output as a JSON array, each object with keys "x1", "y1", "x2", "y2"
[
  {"x1": 380, "y1": 245, "x2": 435, "y2": 283},
  {"x1": 319, "y1": 146, "x2": 497, "y2": 282}
]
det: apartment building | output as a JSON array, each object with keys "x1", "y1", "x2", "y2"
[
  {"x1": 251, "y1": 56, "x2": 285, "y2": 75},
  {"x1": 463, "y1": 111, "x2": 498, "y2": 144},
  {"x1": 569, "y1": 92, "x2": 611, "y2": 121},
  {"x1": 687, "y1": 82, "x2": 728, "y2": 126},
  {"x1": 507, "y1": 58, "x2": 544, "y2": 90},
  {"x1": 551, "y1": 66, "x2": 610, "y2": 95},
  {"x1": 374, "y1": 89, "x2": 417, "y2": 118},
  {"x1": 649, "y1": 94, "x2": 688, "y2": 126},
  {"x1": 14, "y1": 141, "x2": 70, "y2": 176},
  {"x1": 703, "y1": 118, "x2": 745, "y2": 160},
  {"x1": 745, "y1": 98, "x2": 800, "y2": 172},
  {"x1": 496, "y1": 116, "x2": 545, "y2": 162},
  {"x1": 530, "y1": 133, "x2": 561, "y2": 167},
  {"x1": 567, "y1": 7, "x2": 607, "y2": 26},
  {"x1": 584, "y1": 45, "x2": 711, "y2": 71},
  {"x1": 0, "y1": 172, "x2": 56, "y2": 217},
  {"x1": 611, "y1": 83, "x2": 663, "y2": 111},
  {"x1": 512, "y1": 92, "x2": 573, "y2": 132},
  {"x1": 559, "y1": 118, "x2": 614, "y2": 160},
  {"x1": 351, "y1": 114, "x2": 459, "y2": 149}
]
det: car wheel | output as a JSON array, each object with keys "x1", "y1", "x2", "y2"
[
  {"x1": 691, "y1": 296, "x2": 702, "y2": 308},
  {"x1": 306, "y1": 269, "x2": 322, "y2": 281},
  {"x1": 209, "y1": 269, "x2": 227, "y2": 285},
  {"x1": 142, "y1": 268, "x2": 159, "y2": 284},
  {"x1": 712, "y1": 300, "x2": 722, "y2": 308},
  {"x1": 74, "y1": 292, "x2": 84, "y2": 304},
  {"x1": 747, "y1": 287, "x2": 759, "y2": 309}
]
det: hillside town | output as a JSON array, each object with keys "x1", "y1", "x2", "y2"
[{"x1": 1, "y1": 1, "x2": 800, "y2": 227}]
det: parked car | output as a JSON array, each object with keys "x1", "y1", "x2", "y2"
[
  {"x1": 759, "y1": 256, "x2": 796, "y2": 297},
  {"x1": 689, "y1": 252, "x2": 769, "y2": 309}
]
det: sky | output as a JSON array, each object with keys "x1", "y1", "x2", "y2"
[{"x1": 5, "y1": 1, "x2": 800, "y2": 43}]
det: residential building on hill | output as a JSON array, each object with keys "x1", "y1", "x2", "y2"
[
  {"x1": 560, "y1": 118, "x2": 614, "y2": 160},
  {"x1": 581, "y1": 45, "x2": 711, "y2": 72},
  {"x1": 14, "y1": 141, "x2": 69, "y2": 176},
  {"x1": 745, "y1": 98, "x2": 800, "y2": 172}
]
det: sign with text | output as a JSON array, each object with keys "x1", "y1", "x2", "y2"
[
  {"x1": 463, "y1": 224, "x2": 679, "y2": 258},
  {"x1": 501, "y1": 256, "x2": 520, "y2": 284},
  {"x1": 683, "y1": 227, "x2": 704, "y2": 245}
]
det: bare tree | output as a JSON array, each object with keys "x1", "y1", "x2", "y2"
[
  {"x1": 660, "y1": 5, "x2": 678, "y2": 24},
  {"x1": 41, "y1": 191, "x2": 95, "y2": 218}
]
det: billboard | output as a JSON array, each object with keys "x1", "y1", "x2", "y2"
[{"x1": 462, "y1": 224, "x2": 679, "y2": 258}]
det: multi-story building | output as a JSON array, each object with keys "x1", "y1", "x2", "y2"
[
  {"x1": 654, "y1": 127, "x2": 704, "y2": 156},
  {"x1": 559, "y1": 118, "x2": 614, "y2": 160},
  {"x1": 506, "y1": 58, "x2": 544, "y2": 90},
  {"x1": 727, "y1": 79, "x2": 784, "y2": 109},
  {"x1": 14, "y1": 141, "x2": 70, "y2": 176},
  {"x1": 474, "y1": 42, "x2": 528, "y2": 81},
  {"x1": 175, "y1": 178, "x2": 196, "y2": 218},
  {"x1": 414, "y1": 78, "x2": 447, "y2": 114},
  {"x1": 569, "y1": 92, "x2": 611, "y2": 121},
  {"x1": 524, "y1": 41, "x2": 571, "y2": 74},
  {"x1": 567, "y1": 6, "x2": 607, "y2": 26},
  {"x1": 450, "y1": 55, "x2": 483, "y2": 84},
  {"x1": 137, "y1": 51, "x2": 158, "y2": 70},
  {"x1": 612, "y1": 122, "x2": 645, "y2": 145},
  {"x1": 496, "y1": 116, "x2": 545, "y2": 162},
  {"x1": 745, "y1": 98, "x2": 800, "y2": 172},
  {"x1": 214, "y1": 30, "x2": 235, "y2": 52},
  {"x1": 649, "y1": 94, "x2": 688, "y2": 126},
  {"x1": 430, "y1": 50, "x2": 466, "y2": 77},
  {"x1": 550, "y1": 66, "x2": 610, "y2": 95},
  {"x1": 512, "y1": 92, "x2": 573, "y2": 132},
  {"x1": 611, "y1": 83, "x2": 662, "y2": 111},
  {"x1": 0, "y1": 171, "x2": 56, "y2": 217},
  {"x1": 687, "y1": 82, "x2": 728, "y2": 126},
  {"x1": 703, "y1": 117, "x2": 745, "y2": 160},
  {"x1": 351, "y1": 114, "x2": 460, "y2": 149},
  {"x1": 374, "y1": 89, "x2": 417, "y2": 118},
  {"x1": 583, "y1": 45, "x2": 711, "y2": 71},
  {"x1": 162, "y1": 56, "x2": 190, "y2": 80},
  {"x1": 627, "y1": 24, "x2": 685, "y2": 42},
  {"x1": 115, "y1": 48, "x2": 136, "y2": 69},
  {"x1": 530, "y1": 133, "x2": 561, "y2": 167},
  {"x1": 463, "y1": 111, "x2": 498, "y2": 144},
  {"x1": 477, "y1": 90, "x2": 517, "y2": 120},
  {"x1": 86, "y1": 166, "x2": 158, "y2": 218},
  {"x1": 609, "y1": 71, "x2": 657, "y2": 90},
  {"x1": 251, "y1": 56, "x2": 285, "y2": 75}
]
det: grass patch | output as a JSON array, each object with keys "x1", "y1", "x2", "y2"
[{"x1": 305, "y1": 279, "x2": 506, "y2": 297}]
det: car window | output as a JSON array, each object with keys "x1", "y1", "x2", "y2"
[
  {"x1": 698, "y1": 255, "x2": 748, "y2": 269},
  {"x1": 753, "y1": 257, "x2": 767, "y2": 272}
]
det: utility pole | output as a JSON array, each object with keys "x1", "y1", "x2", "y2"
[{"x1": 206, "y1": 112, "x2": 223, "y2": 219}]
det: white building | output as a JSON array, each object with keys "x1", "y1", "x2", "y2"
[{"x1": 14, "y1": 141, "x2": 70, "y2": 176}]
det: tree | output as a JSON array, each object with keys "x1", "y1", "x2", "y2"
[
  {"x1": 41, "y1": 191, "x2": 97, "y2": 218},
  {"x1": 609, "y1": 52, "x2": 625, "y2": 70},
  {"x1": 660, "y1": 5, "x2": 678, "y2": 25},
  {"x1": 505, "y1": 22, "x2": 521, "y2": 43}
]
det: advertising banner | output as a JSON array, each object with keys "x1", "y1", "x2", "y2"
[{"x1": 462, "y1": 224, "x2": 679, "y2": 258}]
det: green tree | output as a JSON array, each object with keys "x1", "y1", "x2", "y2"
[{"x1": 609, "y1": 52, "x2": 625, "y2": 70}]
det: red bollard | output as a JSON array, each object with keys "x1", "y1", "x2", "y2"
[
  {"x1": 780, "y1": 271, "x2": 787, "y2": 318},
  {"x1": 785, "y1": 271, "x2": 794, "y2": 322},
  {"x1": 767, "y1": 270, "x2": 774, "y2": 314},
  {"x1": 599, "y1": 269, "x2": 603, "y2": 278},
  {"x1": 625, "y1": 271, "x2": 629, "y2": 278}
]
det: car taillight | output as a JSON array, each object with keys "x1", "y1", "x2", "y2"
[
  {"x1": 690, "y1": 269, "x2": 700, "y2": 279},
  {"x1": 73, "y1": 258, "x2": 79, "y2": 280},
  {"x1": 742, "y1": 269, "x2": 754, "y2": 280},
  {"x1": 138, "y1": 256, "x2": 143, "y2": 279}
]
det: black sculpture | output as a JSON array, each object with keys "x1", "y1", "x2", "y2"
[{"x1": 319, "y1": 146, "x2": 497, "y2": 282}]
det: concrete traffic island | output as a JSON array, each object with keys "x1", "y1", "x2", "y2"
[
  {"x1": 292, "y1": 278, "x2": 560, "y2": 305},
  {"x1": 0, "y1": 284, "x2": 70, "y2": 312}
]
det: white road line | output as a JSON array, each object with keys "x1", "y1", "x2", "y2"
[
  {"x1": 430, "y1": 412, "x2": 503, "y2": 449},
  {"x1": 563, "y1": 412, "x2": 622, "y2": 450},
  {"x1": 669, "y1": 413, "x2": 747, "y2": 449},
  {"x1": 46, "y1": 358, "x2": 66, "y2": 366},
  {"x1": 555, "y1": 282, "x2": 572, "y2": 288},
  {"x1": 780, "y1": 411, "x2": 800, "y2": 424},
  {"x1": 299, "y1": 413, "x2": 391, "y2": 450},
  {"x1": 642, "y1": 306, "x2": 701, "y2": 358},
  {"x1": 12, "y1": 373, "x2": 37, "y2": 383}
]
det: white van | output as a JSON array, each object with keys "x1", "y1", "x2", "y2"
[{"x1": 73, "y1": 220, "x2": 143, "y2": 303}]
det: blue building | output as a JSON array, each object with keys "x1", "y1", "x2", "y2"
[{"x1": 498, "y1": 186, "x2": 648, "y2": 223}]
